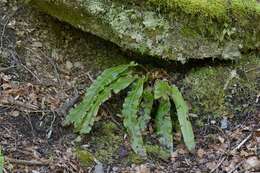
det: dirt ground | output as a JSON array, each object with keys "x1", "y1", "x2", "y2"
[{"x1": 0, "y1": 1, "x2": 259, "y2": 173}]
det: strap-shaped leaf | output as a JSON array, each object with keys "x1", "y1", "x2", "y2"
[
  {"x1": 155, "y1": 98, "x2": 173, "y2": 154},
  {"x1": 154, "y1": 80, "x2": 173, "y2": 154},
  {"x1": 78, "y1": 75, "x2": 137, "y2": 134},
  {"x1": 170, "y1": 86, "x2": 195, "y2": 152},
  {"x1": 138, "y1": 88, "x2": 154, "y2": 131},
  {"x1": 64, "y1": 62, "x2": 137, "y2": 127},
  {"x1": 154, "y1": 80, "x2": 171, "y2": 99},
  {"x1": 122, "y1": 76, "x2": 146, "y2": 157},
  {"x1": 0, "y1": 147, "x2": 3, "y2": 173}
]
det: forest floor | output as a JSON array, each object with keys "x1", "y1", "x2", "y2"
[{"x1": 0, "y1": 1, "x2": 259, "y2": 173}]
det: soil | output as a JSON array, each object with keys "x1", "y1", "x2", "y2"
[{"x1": 0, "y1": 1, "x2": 259, "y2": 173}]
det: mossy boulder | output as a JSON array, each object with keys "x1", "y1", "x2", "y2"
[{"x1": 23, "y1": 0, "x2": 259, "y2": 63}]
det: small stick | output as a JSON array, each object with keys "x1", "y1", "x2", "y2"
[
  {"x1": 0, "y1": 66, "x2": 15, "y2": 72},
  {"x1": 6, "y1": 157, "x2": 50, "y2": 166},
  {"x1": 56, "y1": 91, "x2": 80, "y2": 116},
  {"x1": 0, "y1": 98, "x2": 39, "y2": 110},
  {"x1": 227, "y1": 161, "x2": 243, "y2": 173},
  {"x1": 210, "y1": 156, "x2": 226, "y2": 173},
  {"x1": 232, "y1": 133, "x2": 252, "y2": 153},
  {"x1": 20, "y1": 64, "x2": 41, "y2": 83}
]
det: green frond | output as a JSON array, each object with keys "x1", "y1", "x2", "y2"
[
  {"x1": 170, "y1": 85, "x2": 195, "y2": 152},
  {"x1": 154, "y1": 80, "x2": 171, "y2": 99},
  {"x1": 138, "y1": 87, "x2": 154, "y2": 132},
  {"x1": 0, "y1": 147, "x2": 3, "y2": 173},
  {"x1": 79, "y1": 75, "x2": 137, "y2": 134},
  {"x1": 64, "y1": 61, "x2": 196, "y2": 158},
  {"x1": 122, "y1": 76, "x2": 146, "y2": 157},
  {"x1": 154, "y1": 80, "x2": 173, "y2": 154},
  {"x1": 155, "y1": 97, "x2": 173, "y2": 154},
  {"x1": 64, "y1": 62, "x2": 137, "y2": 127}
]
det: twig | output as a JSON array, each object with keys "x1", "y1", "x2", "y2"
[
  {"x1": 3, "y1": 168, "x2": 8, "y2": 173},
  {"x1": 6, "y1": 157, "x2": 50, "y2": 166},
  {"x1": 227, "y1": 161, "x2": 244, "y2": 173},
  {"x1": 23, "y1": 113, "x2": 35, "y2": 138},
  {"x1": 86, "y1": 71, "x2": 94, "y2": 82},
  {"x1": 0, "y1": 97, "x2": 39, "y2": 110},
  {"x1": 210, "y1": 156, "x2": 226, "y2": 173},
  {"x1": 0, "y1": 66, "x2": 15, "y2": 72},
  {"x1": 56, "y1": 91, "x2": 80, "y2": 116},
  {"x1": 106, "y1": 165, "x2": 110, "y2": 173},
  {"x1": 25, "y1": 47, "x2": 61, "y2": 85},
  {"x1": 231, "y1": 133, "x2": 252, "y2": 153},
  {"x1": 6, "y1": 47, "x2": 41, "y2": 82},
  {"x1": 20, "y1": 63, "x2": 41, "y2": 83},
  {"x1": 47, "y1": 111, "x2": 56, "y2": 139}
]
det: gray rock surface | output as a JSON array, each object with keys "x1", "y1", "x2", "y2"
[{"x1": 24, "y1": 0, "x2": 259, "y2": 63}]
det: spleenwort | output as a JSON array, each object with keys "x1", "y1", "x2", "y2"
[{"x1": 65, "y1": 61, "x2": 195, "y2": 157}]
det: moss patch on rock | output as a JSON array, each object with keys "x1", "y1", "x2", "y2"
[{"x1": 183, "y1": 53, "x2": 259, "y2": 118}]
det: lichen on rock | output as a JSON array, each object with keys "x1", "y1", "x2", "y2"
[{"x1": 24, "y1": 0, "x2": 260, "y2": 62}]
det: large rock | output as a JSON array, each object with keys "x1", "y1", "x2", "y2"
[{"x1": 24, "y1": 0, "x2": 259, "y2": 63}]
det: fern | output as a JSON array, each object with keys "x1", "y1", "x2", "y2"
[
  {"x1": 78, "y1": 74, "x2": 137, "y2": 134},
  {"x1": 122, "y1": 76, "x2": 146, "y2": 157},
  {"x1": 170, "y1": 86, "x2": 195, "y2": 151},
  {"x1": 65, "y1": 61, "x2": 196, "y2": 158},
  {"x1": 64, "y1": 62, "x2": 137, "y2": 128},
  {"x1": 154, "y1": 80, "x2": 171, "y2": 99},
  {"x1": 154, "y1": 81, "x2": 173, "y2": 154},
  {"x1": 0, "y1": 147, "x2": 3, "y2": 173},
  {"x1": 138, "y1": 88, "x2": 154, "y2": 131}
]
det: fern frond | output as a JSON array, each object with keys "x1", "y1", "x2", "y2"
[
  {"x1": 170, "y1": 86, "x2": 195, "y2": 152},
  {"x1": 78, "y1": 74, "x2": 137, "y2": 134},
  {"x1": 154, "y1": 80, "x2": 173, "y2": 154},
  {"x1": 155, "y1": 98, "x2": 173, "y2": 154},
  {"x1": 0, "y1": 147, "x2": 3, "y2": 173},
  {"x1": 122, "y1": 76, "x2": 146, "y2": 157},
  {"x1": 64, "y1": 62, "x2": 137, "y2": 128},
  {"x1": 138, "y1": 88, "x2": 154, "y2": 131},
  {"x1": 154, "y1": 80, "x2": 171, "y2": 99}
]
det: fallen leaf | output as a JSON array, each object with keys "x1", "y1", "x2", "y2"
[
  {"x1": 10, "y1": 110, "x2": 19, "y2": 117},
  {"x1": 135, "y1": 164, "x2": 150, "y2": 173},
  {"x1": 197, "y1": 148, "x2": 205, "y2": 158},
  {"x1": 218, "y1": 136, "x2": 225, "y2": 143},
  {"x1": 243, "y1": 156, "x2": 260, "y2": 170},
  {"x1": 32, "y1": 41, "x2": 43, "y2": 48},
  {"x1": 206, "y1": 161, "x2": 217, "y2": 170}
]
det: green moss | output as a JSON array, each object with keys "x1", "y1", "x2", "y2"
[
  {"x1": 147, "y1": 0, "x2": 260, "y2": 50},
  {"x1": 147, "y1": 0, "x2": 259, "y2": 22},
  {"x1": 124, "y1": 153, "x2": 144, "y2": 164},
  {"x1": 146, "y1": 145, "x2": 170, "y2": 160},
  {"x1": 89, "y1": 121, "x2": 122, "y2": 164},
  {"x1": 180, "y1": 26, "x2": 199, "y2": 38},
  {"x1": 183, "y1": 53, "x2": 259, "y2": 118},
  {"x1": 184, "y1": 66, "x2": 228, "y2": 116},
  {"x1": 75, "y1": 149, "x2": 95, "y2": 167}
]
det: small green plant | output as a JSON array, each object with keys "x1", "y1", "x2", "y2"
[
  {"x1": 65, "y1": 62, "x2": 195, "y2": 157},
  {"x1": 0, "y1": 147, "x2": 4, "y2": 173}
]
